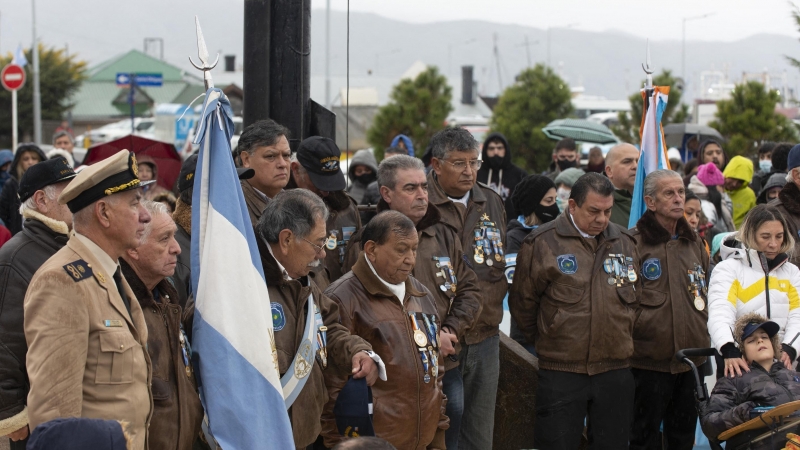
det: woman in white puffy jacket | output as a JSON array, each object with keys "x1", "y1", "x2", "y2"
[{"x1": 707, "y1": 204, "x2": 800, "y2": 378}]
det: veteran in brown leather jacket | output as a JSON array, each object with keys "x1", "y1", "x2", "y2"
[
  {"x1": 322, "y1": 212, "x2": 448, "y2": 450},
  {"x1": 256, "y1": 190, "x2": 380, "y2": 449},
  {"x1": 121, "y1": 201, "x2": 203, "y2": 450}
]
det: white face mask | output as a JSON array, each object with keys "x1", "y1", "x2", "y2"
[
  {"x1": 556, "y1": 187, "x2": 571, "y2": 212},
  {"x1": 759, "y1": 160, "x2": 772, "y2": 173}
]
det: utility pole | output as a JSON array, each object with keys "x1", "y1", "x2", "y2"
[
  {"x1": 492, "y1": 33, "x2": 503, "y2": 92},
  {"x1": 325, "y1": 0, "x2": 330, "y2": 108},
  {"x1": 32, "y1": 0, "x2": 42, "y2": 144},
  {"x1": 517, "y1": 35, "x2": 538, "y2": 68}
]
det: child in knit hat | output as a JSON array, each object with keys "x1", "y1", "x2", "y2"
[{"x1": 688, "y1": 163, "x2": 735, "y2": 236}]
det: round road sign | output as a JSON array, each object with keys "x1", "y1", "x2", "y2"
[{"x1": 1, "y1": 65, "x2": 25, "y2": 91}]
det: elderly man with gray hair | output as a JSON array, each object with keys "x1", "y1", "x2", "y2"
[
  {"x1": 254, "y1": 189, "x2": 382, "y2": 449},
  {"x1": 629, "y1": 169, "x2": 710, "y2": 449},
  {"x1": 48, "y1": 130, "x2": 76, "y2": 167},
  {"x1": 120, "y1": 201, "x2": 203, "y2": 450},
  {"x1": 0, "y1": 159, "x2": 76, "y2": 448}
]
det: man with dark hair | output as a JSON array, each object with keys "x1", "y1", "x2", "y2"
[
  {"x1": 342, "y1": 155, "x2": 482, "y2": 450},
  {"x1": 255, "y1": 189, "x2": 381, "y2": 449},
  {"x1": 0, "y1": 159, "x2": 76, "y2": 448},
  {"x1": 754, "y1": 142, "x2": 792, "y2": 192},
  {"x1": 171, "y1": 154, "x2": 255, "y2": 307},
  {"x1": 238, "y1": 119, "x2": 292, "y2": 224},
  {"x1": 629, "y1": 170, "x2": 710, "y2": 449},
  {"x1": 289, "y1": 136, "x2": 362, "y2": 289},
  {"x1": 476, "y1": 132, "x2": 527, "y2": 217},
  {"x1": 545, "y1": 138, "x2": 579, "y2": 181},
  {"x1": 322, "y1": 210, "x2": 447, "y2": 450},
  {"x1": 510, "y1": 172, "x2": 641, "y2": 449},
  {"x1": 426, "y1": 126, "x2": 507, "y2": 450}
]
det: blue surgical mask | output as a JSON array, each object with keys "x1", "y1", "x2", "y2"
[{"x1": 759, "y1": 160, "x2": 772, "y2": 173}]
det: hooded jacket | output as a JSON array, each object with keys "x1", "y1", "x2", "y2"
[
  {"x1": 390, "y1": 134, "x2": 415, "y2": 157},
  {"x1": 0, "y1": 149, "x2": 14, "y2": 193},
  {"x1": 707, "y1": 240, "x2": 800, "y2": 357},
  {"x1": 0, "y1": 146, "x2": 47, "y2": 235},
  {"x1": 771, "y1": 182, "x2": 800, "y2": 268},
  {"x1": 722, "y1": 156, "x2": 756, "y2": 229},
  {"x1": 476, "y1": 133, "x2": 528, "y2": 218},
  {"x1": 137, "y1": 155, "x2": 168, "y2": 201},
  {"x1": 757, "y1": 173, "x2": 787, "y2": 204},
  {"x1": 700, "y1": 361, "x2": 800, "y2": 440},
  {"x1": 0, "y1": 211, "x2": 69, "y2": 436},
  {"x1": 346, "y1": 149, "x2": 378, "y2": 204}
]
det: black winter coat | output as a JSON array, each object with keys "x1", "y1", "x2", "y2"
[
  {"x1": 0, "y1": 217, "x2": 69, "y2": 430},
  {"x1": 700, "y1": 361, "x2": 800, "y2": 440}
]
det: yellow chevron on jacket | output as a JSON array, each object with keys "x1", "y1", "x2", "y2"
[{"x1": 727, "y1": 276, "x2": 800, "y2": 309}]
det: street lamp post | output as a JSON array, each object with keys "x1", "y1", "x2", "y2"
[
  {"x1": 682, "y1": 13, "x2": 714, "y2": 86},
  {"x1": 547, "y1": 23, "x2": 578, "y2": 68}
]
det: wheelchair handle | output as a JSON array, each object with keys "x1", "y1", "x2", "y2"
[
  {"x1": 675, "y1": 348, "x2": 717, "y2": 361},
  {"x1": 675, "y1": 348, "x2": 716, "y2": 403}
]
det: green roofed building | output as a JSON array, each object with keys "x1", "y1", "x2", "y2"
[{"x1": 70, "y1": 49, "x2": 205, "y2": 122}]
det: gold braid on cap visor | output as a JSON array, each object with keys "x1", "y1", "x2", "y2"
[{"x1": 104, "y1": 179, "x2": 141, "y2": 196}]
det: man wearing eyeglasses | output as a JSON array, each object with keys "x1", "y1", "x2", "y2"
[
  {"x1": 427, "y1": 127, "x2": 508, "y2": 450},
  {"x1": 238, "y1": 119, "x2": 293, "y2": 225},
  {"x1": 254, "y1": 189, "x2": 383, "y2": 449},
  {"x1": 545, "y1": 138, "x2": 580, "y2": 181}
]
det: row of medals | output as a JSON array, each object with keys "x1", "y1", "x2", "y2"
[
  {"x1": 604, "y1": 254, "x2": 636, "y2": 286},
  {"x1": 434, "y1": 257, "x2": 458, "y2": 293},
  {"x1": 474, "y1": 214, "x2": 503, "y2": 266},
  {"x1": 689, "y1": 264, "x2": 707, "y2": 311},
  {"x1": 410, "y1": 313, "x2": 440, "y2": 384}
]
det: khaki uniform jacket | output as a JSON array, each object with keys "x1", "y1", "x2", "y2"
[
  {"x1": 310, "y1": 191, "x2": 362, "y2": 291},
  {"x1": 241, "y1": 179, "x2": 269, "y2": 226},
  {"x1": 342, "y1": 200, "x2": 482, "y2": 370},
  {"x1": 426, "y1": 171, "x2": 508, "y2": 345},
  {"x1": 256, "y1": 238, "x2": 372, "y2": 449},
  {"x1": 631, "y1": 211, "x2": 710, "y2": 373},
  {"x1": 24, "y1": 233, "x2": 152, "y2": 450},
  {"x1": 771, "y1": 182, "x2": 800, "y2": 268},
  {"x1": 322, "y1": 253, "x2": 448, "y2": 450},
  {"x1": 509, "y1": 213, "x2": 642, "y2": 375}
]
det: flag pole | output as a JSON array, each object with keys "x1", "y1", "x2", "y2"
[{"x1": 641, "y1": 39, "x2": 654, "y2": 112}]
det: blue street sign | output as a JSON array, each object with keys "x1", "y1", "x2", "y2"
[{"x1": 116, "y1": 73, "x2": 163, "y2": 87}]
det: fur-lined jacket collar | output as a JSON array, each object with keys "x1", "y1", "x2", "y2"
[
  {"x1": 778, "y1": 182, "x2": 800, "y2": 215},
  {"x1": 636, "y1": 209, "x2": 696, "y2": 245},
  {"x1": 119, "y1": 259, "x2": 179, "y2": 309}
]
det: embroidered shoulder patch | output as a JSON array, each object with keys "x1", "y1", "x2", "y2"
[
  {"x1": 271, "y1": 303, "x2": 286, "y2": 331},
  {"x1": 642, "y1": 258, "x2": 662, "y2": 281},
  {"x1": 62, "y1": 260, "x2": 93, "y2": 282},
  {"x1": 556, "y1": 254, "x2": 578, "y2": 275}
]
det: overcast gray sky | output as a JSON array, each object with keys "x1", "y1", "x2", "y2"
[{"x1": 314, "y1": 0, "x2": 799, "y2": 42}]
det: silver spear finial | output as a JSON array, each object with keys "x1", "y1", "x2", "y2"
[
  {"x1": 641, "y1": 39, "x2": 653, "y2": 90},
  {"x1": 189, "y1": 16, "x2": 219, "y2": 89}
]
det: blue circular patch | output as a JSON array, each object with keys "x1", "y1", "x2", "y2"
[
  {"x1": 271, "y1": 302, "x2": 286, "y2": 331},
  {"x1": 505, "y1": 266, "x2": 515, "y2": 284},
  {"x1": 642, "y1": 258, "x2": 662, "y2": 281},
  {"x1": 557, "y1": 254, "x2": 578, "y2": 275}
]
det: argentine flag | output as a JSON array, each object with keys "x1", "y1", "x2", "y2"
[
  {"x1": 190, "y1": 88, "x2": 294, "y2": 448},
  {"x1": 628, "y1": 86, "x2": 670, "y2": 229}
]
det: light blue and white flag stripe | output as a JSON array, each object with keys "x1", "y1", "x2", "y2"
[
  {"x1": 628, "y1": 88, "x2": 670, "y2": 229},
  {"x1": 190, "y1": 88, "x2": 294, "y2": 449}
]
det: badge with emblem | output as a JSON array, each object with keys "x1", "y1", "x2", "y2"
[
  {"x1": 325, "y1": 230, "x2": 339, "y2": 250},
  {"x1": 271, "y1": 302, "x2": 286, "y2": 331},
  {"x1": 557, "y1": 254, "x2": 578, "y2": 275},
  {"x1": 642, "y1": 258, "x2": 662, "y2": 281},
  {"x1": 62, "y1": 260, "x2": 93, "y2": 282}
]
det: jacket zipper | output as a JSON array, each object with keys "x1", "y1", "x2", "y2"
[{"x1": 763, "y1": 258, "x2": 772, "y2": 318}]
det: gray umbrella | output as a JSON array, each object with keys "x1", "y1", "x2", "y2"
[
  {"x1": 541, "y1": 119, "x2": 619, "y2": 145},
  {"x1": 663, "y1": 123, "x2": 724, "y2": 149}
]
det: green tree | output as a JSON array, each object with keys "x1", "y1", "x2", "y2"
[
  {"x1": 0, "y1": 44, "x2": 87, "y2": 147},
  {"x1": 367, "y1": 66, "x2": 452, "y2": 159},
  {"x1": 708, "y1": 81, "x2": 798, "y2": 156},
  {"x1": 611, "y1": 69, "x2": 688, "y2": 144},
  {"x1": 490, "y1": 64, "x2": 573, "y2": 173}
]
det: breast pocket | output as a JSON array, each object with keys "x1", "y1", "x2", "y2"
[{"x1": 95, "y1": 331, "x2": 139, "y2": 385}]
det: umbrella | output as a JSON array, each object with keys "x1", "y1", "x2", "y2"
[
  {"x1": 82, "y1": 134, "x2": 182, "y2": 191},
  {"x1": 542, "y1": 119, "x2": 619, "y2": 145},
  {"x1": 663, "y1": 124, "x2": 724, "y2": 161}
]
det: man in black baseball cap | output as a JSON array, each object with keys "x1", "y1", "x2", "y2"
[
  {"x1": 171, "y1": 153, "x2": 255, "y2": 306},
  {"x1": 289, "y1": 136, "x2": 362, "y2": 289},
  {"x1": 0, "y1": 158, "x2": 77, "y2": 447}
]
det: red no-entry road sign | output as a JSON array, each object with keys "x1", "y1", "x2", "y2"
[{"x1": 1, "y1": 64, "x2": 25, "y2": 91}]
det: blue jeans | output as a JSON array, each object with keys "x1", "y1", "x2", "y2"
[
  {"x1": 443, "y1": 366, "x2": 464, "y2": 450},
  {"x1": 458, "y1": 334, "x2": 500, "y2": 450}
]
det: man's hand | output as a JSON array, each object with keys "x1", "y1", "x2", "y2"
[
  {"x1": 7, "y1": 425, "x2": 29, "y2": 441},
  {"x1": 782, "y1": 351, "x2": 793, "y2": 369},
  {"x1": 439, "y1": 328, "x2": 458, "y2": 357},
  {"x1": 352, "y1": 352, "x2": 379, "y2": 386}
]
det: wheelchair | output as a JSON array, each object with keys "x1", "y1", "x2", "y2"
[{"x1": 676, "y1": 348, "x2": 800, "y2": 450}]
